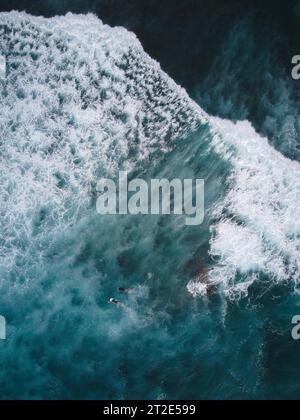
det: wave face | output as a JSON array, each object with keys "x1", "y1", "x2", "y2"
[{"x1": 1, "y1": 12, "x2": 300, "y2": 400}]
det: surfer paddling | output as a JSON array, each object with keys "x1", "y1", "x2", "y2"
[
  {"x1": 108, "y1": 287, "x2": 134, "y2": 308},
  {"x1": 109, "y1": 298, "x2": 124, "y2": 308}
]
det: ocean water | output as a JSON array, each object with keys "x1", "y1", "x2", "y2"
[{"x1": 0, "y1": 10, "x2": 300, "y2": 400}]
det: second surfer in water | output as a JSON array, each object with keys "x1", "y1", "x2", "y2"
[{"x1": 117, "y1": 287, "x2": 133, "y2": 294}]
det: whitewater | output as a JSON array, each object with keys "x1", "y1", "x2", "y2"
[{"x1": 0, "y1": 11, "x2": 300, "y2": 399}]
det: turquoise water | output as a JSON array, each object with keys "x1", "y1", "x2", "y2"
[{"x1": 1, "y1": 12, "x2": 300, "y2": 400}]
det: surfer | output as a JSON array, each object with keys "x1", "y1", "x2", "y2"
[
  {"x1": 109, "y1": 298, "x2": 124, "y2": 308},
  {"x1": 117, "y1": 287, "x2": 133, "y2": 294}
]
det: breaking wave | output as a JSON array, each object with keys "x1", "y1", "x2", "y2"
[
  {"x1": 209, "y1": 118, "x2": 300, "y2": 299},
  {"x1": 0, "y1": 11, "x2": 204, "y2": 280}
]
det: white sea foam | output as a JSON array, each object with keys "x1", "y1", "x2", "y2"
[
  {"x1": 0, "y1": 12, "x2": 204, "y2": 281},
  {"x1": 1, "y1": 12, "x2": 299, "y2": 301},
  {"x1": 207, "y1": 118, "x2": 300, "y2": 298},
  {"x1": 187, "y1": 281, "x2": 208, "y2": 298}
]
